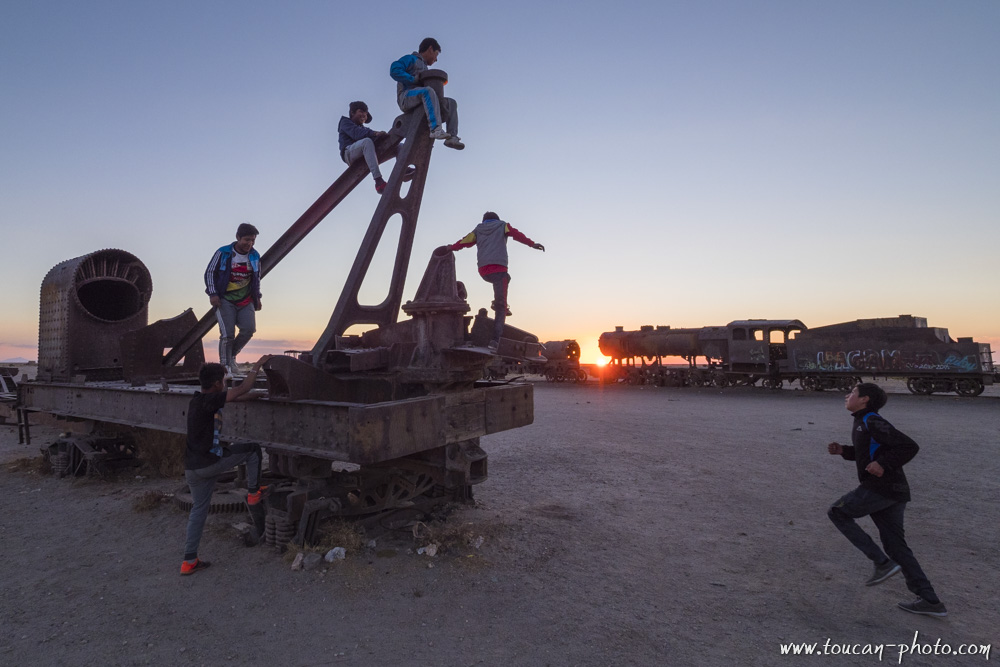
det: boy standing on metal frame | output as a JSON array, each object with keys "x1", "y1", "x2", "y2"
[{"x1": 180, "y1": 357, "x2": 269, "y2": 575}]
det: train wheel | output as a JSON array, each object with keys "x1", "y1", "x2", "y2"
[
  {"x1": 545, "y1": 370, "x2": 557, "y2": 382},
  {"x1": 801, "y1": 376, "x2": 819, "y2": 391},
  {"x1": 955, "y1": 379, "x2": 985, "y2": 397},
  {"x1": 711, "y1": 373, "x2": 728, "y2": 388},
  {"x1": 906, "y1": 378, "x2": 933, "y2": 395},
  {"x1": 576, "y1": 369, "x2": 587, "y2": 383}
]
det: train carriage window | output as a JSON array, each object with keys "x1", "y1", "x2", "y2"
[
  {"x1": 769, "y1": 330, "x2": 784, "y2": 344},
  {"x1": 752, "y1": 328, "x2": 764, "y2": 342},
  {"x1": 788, "y1": 329, "x2": 801, "y2": 340},
  {"x1": 732, "y1": 328, "x2": 746, "y2": 341}
]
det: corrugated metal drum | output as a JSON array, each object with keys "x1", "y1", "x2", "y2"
[{"x1": 38, "y1": 249, "x2": 152, "y2": 380}]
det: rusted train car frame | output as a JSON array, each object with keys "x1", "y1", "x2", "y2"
[{"x1": 18, "y1": 85, "x2": 537, "y2": 544}]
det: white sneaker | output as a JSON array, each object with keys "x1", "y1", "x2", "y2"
[
  {"x1": 444, "y1": 136, "x2": 465, "y2": 150},
  {"x1": 429, "y1": 126, "x2": 451, "y2": 140}
]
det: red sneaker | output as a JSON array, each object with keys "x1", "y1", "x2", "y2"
[
  {"x1": 246, "y1": 485, "x2": 269, "y2": 506},
  {"x1": 180, "y1": 558, "x2": 211, "y2": 576}
]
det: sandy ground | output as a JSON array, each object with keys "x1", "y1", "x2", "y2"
[{"x1": 1, "y1": 381, "x2": 998, "y2": 666}]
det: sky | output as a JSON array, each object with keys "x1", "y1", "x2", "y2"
[{"x1": 1, "y1": 1, "x2": 998, "y2": 364}]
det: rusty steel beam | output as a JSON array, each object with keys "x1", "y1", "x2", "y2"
[{"x1": 18, "y1": 380, "x2": 533, "y2": 466}]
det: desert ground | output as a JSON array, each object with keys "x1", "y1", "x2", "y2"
[{"x1": 1, "y1": 379, "x2": 997, "y2": 666}]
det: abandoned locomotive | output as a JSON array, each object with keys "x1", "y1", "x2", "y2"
[{"x1": 598, "y1": 315, "x2": 994, "y2": 397}]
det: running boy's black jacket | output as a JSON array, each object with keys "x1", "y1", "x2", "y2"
[{"x1": 839, "y1": 408, "x2": 919, "y2": 502}]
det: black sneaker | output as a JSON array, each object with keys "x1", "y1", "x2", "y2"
[
  {"x1": 490, "y1": 300, "x2": 512, "y2": 317},
  {"x1": 865, "y1": 560, "x2": 901, "y2": 586},
  {"x1": 897, "y1": 597, "x2": 947, "y2": 617}
]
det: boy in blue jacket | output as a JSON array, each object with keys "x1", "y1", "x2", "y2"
[
  {"x1": 827, "y1": 382, "x2": 946, "y2": 617},
  {"x1": 205, "y1": 223, "x2": 262, "y2": 375},
  {"x1": 390, "y1": 37, "x2": 463, "y2": 150}
]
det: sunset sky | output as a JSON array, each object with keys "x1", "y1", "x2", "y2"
[{"x1": 2, "y1": 1, "x2": 998, "y2": 364}]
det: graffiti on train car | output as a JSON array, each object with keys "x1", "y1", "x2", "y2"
[{"x1": 795, "y1": 349, "x2": 981, "y2": 373}]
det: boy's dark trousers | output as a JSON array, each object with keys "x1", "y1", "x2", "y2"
[
  {"x1": 482, "y1": 271, "x2": 510, "y2": 342},
  {"x1": 828, "y1": 486, "x2": 940, "y2": 603}
]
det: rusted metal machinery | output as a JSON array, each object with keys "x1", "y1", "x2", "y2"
[
  {"x1": 0, "y1": 366, "x2": 19, "y2": 426},
  {"x1": 18, "y1": 93, "x2": 540, "y2": 546},
  {"x1": 535, "y1": 340, "x2": 585, "y2": 383},
  {"x1": 481, "y1": 330, "x2": 585, "y2": 383},
  {"x1": 599, "y1": 315, "x2": 995, "y2": 396}
]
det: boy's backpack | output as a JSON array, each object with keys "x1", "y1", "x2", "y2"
[{"x1": 861, "y1": 412, "x2": 888, "y2": 459}]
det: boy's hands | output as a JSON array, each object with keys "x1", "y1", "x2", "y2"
[
  {"x1": 865, "y1": 461, "x2": 884, "y2": 477},
  {"x1": 227, "y1": 355, "x2": 271, "y2": 402},
  {"x1": 251, "y1": 356, "x2": 271, "y2": 374},
  {"x1": 827, "y1": 442, "x2": 843, "y2": 456}
]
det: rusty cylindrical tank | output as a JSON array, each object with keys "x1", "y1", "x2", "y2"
[
  {"x1": 38, "y1": 249, "x2": 152, "y2": 380},
  {"x1": 599, "y1": 325, "x2": 702, "y2": 360}
]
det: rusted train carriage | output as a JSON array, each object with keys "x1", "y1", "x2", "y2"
[
  {"x1": 599, "y1": 315, "x2": 994, "y2": 396},
  {"x1": 784, "y1": 315, "x2": 993, "y2": 396}
]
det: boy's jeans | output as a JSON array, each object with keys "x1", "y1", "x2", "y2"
[
  {"x1": 482, "y1": 271, "x2": 510, "y2": 343},
  {"x1": 343, "y1": 138, "x2": 381, "y2": 180},
  {"x1": 216, "y1": 299, "x2": 256, "y2": 366},
  {"x1": 183, "y1": 443, "x2": 261, "y2": 559},
  {"x1": 828, "y1": 486, "x2": 939, "y2": 603}
]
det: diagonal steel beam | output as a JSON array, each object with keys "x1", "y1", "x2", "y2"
[
  {"x1": 310, "y1": 109, "x2": 435, "y2": 362},
  {"x1": 161, "y1": 132, "x2": 404, "y2": 368}
]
